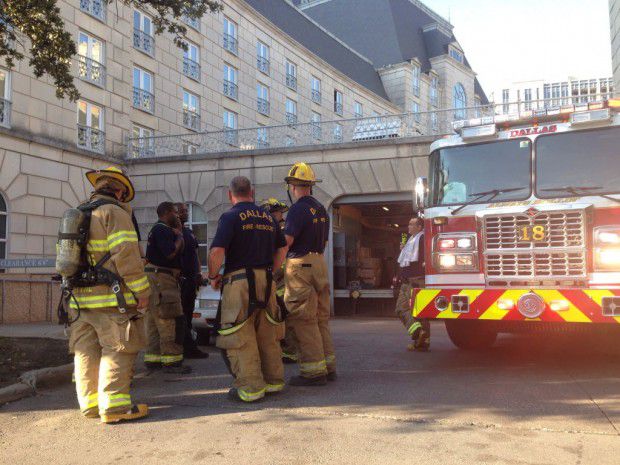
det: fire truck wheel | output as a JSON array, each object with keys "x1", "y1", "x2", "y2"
[{"x1": 445, "y1": 320, "x2": 497, "y2": 350}]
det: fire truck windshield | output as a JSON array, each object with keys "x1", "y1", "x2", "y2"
[
  {"x1": 428, "y1": 139, "x2": 532, "y2": 207},
  {"x1": 536, "y1": 126, "x2": 620, "y2": 198}
]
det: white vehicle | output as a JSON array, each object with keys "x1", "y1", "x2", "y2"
[{"x1": 192, "y1": 286, "x2": 220, "y2": 345}]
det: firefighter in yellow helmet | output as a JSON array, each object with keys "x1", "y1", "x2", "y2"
[
  {"x1": 260, "y1": 198, "x2": 297, "y2": 364},
  {"x1": 68, "y1": 166, "x2": 150, "y2": 423},
  {"x1": 283, "y1": 163, "x2": 336, "y2": 385}
]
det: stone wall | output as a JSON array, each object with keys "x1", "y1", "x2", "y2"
[{"x1": 612, "y1": 0, "x2": 620, "y2": 92}]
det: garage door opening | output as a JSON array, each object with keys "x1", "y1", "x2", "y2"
[{"x1": 332, "y1": 195, "x2": 417, "y2": 317}]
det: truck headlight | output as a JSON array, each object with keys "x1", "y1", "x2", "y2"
[
  {"x1": 433, "y1": 233, "x2": 478, "y2": 272},
  {"x1": 594, "y1": 227, "x2": 620, "y2": 270}
]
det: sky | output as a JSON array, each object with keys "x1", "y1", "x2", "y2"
[{"x1": 421, "y1": 0, "x2": 613, "y2": 100}]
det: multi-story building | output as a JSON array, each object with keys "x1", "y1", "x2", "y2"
[
  {"x1": 495, "y1": 76, "x2": 615, "y2": 115},
  {"x1": 612, "y1": 0, "x2": 620, "y2": 90}
]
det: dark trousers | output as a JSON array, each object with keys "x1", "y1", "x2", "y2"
[{"x1": 181, "y1": 278, "x2": 198, "y2": 352}]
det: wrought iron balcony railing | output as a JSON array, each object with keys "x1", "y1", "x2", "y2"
[
  {"x1": 223, "y1": 33, "x2": 238, "y2": 55},
  {"x1": 286, "y1": 74, "x2": 297, "y2": 91},
  {"x1": 78, "y1": 55, "x2": 105, "y2": 87},
  {"x1": 311, "y1": 89, "x2": 321, "y2": 104},
  {"x1": 183, "y1": 110, "x2": 200, "y2": 131},
  {"x1": 334, "y1": 102, "x2": 343, "y2": 116},
  {"x1": 77, "y1": 125, "x2": 105, "y2": 153},
  {"x1": 257, "y1": 98, "x2": 270, "y2": 116},
  {"x1": 183, "y1": 57, "x2": 200, "y2": 81},
  {"x1": 0, "y1": 98, "x2": 11, "y2": 128},
  {"x1": 257, "y1": 56, "x2": 270, "y2": 74},
  {"x1": 223, "y1": 80, "x2": 238, "y2": 100},
  {"x1": 133, "y1": 29, "x2": 155, "y2": 56},
  {"x1": 133, "y1": 87, "x2": 154, "y2": 114},
  {"x1": 286, "y1": 112, "x2": 298, "y2": 125},
  {"x1": 80, "y1": 0, "x2": 106, "y2": 21}
]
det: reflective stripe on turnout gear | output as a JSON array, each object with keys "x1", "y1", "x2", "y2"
[
  {"x1": 237, "y1": 387, "x2": 266, "y2": 402},
  {"x1": 265, "y1": 383, "x2": 285, "y2": 393},
  {"x1": 161, "y1": 354, "x2": 184, "y2": 365},
  {"x1": 325, "y1": 354, "x2": 336, "y2": 366},
  {"x1": 408, "y1": 321, "x2": 422, "y2": 335},
  {"x1": 299, "y1": 359, "x2": 327, "y2": 376},
  {"x1": 99, "y1": 393, "x2": 131, "y2": 410},
  {"x1": 78, "y1": 392, "x2": 99, "y2": 410},
  {"x1": 218, "y1": 319, "x2": 248, "y2": 336},
  {"x1": 107, "y1": 230, "x2": 139, "y2": 250},
  {"x1": 69, "y1": 292, "x2": 137, "y2": 309},
  {"x1": 265, "y1": 311, "x2": 282, "y2": 325},
  {"x1": 144, "y1": 353, "x2": 162, "y2": 363},
  {"x1": 282, "y1": 351, "x2": 298, "y2": 361},
  {"x1": 126, "y1": 275, "x2": 150, "y2": 294}
]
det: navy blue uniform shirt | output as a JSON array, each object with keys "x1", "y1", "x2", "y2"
[
  {"x1": 284, "y1": 196, "x2": 329, "y2": 258},
  {"x1": 211, "y1": 201, "x2": 286, "y2": 275},
  {"x1": 146, "y1": 221, "x2": 183, "y2": 269},
  {"x1": 180, "y1": 226, "x2": 200, "y2": 281}
]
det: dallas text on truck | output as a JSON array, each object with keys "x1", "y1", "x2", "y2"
[{"x1": 412, "y1": 99, "x2": 620, "y2": 350}]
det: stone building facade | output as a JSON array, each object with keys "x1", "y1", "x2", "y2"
[{"x1": 612, "y1": 0, "x2": 620, "y2": 91}]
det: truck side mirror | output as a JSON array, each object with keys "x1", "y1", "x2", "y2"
[{"x1": 415, "y1": 177, "x2": 428, "y2": 211}]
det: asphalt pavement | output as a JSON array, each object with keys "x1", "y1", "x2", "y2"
[{"x1": 1, "y1": 318, "x2": 620, "y2": 465}]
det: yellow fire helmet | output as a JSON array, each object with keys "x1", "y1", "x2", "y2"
[
  {"x1": 260, "y1": 198, "x2": 289, "y2": 213},
  {"x1": 85, "y1": 166, "x2": 135, "y2": 202},
  {"x1": 284, "y1": 162, "x2": 321, "y2": 186}
]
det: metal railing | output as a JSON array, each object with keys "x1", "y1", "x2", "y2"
[
  {"x1": 78, "y1": 55, "x2": 105, "y2": 87},
  {"x1": 77, "y1": 125, "x2": 105, "y2": 153},
  {"x1": 223, "y1": 80, "x2": 238, "y2": 100},
  {"x1": 311, "y1": 89, "x2": 321, "y2": 104},
  {"x1": 257, "y1": 56, "x2": 270, "y2": 74},
  {"x1": 257, "y1": 98, "x2": 270, "y2": 116},
  {"x1": 286, "y1": 112, "x2": 298, "y2": 125},
  {"x1": 334, "y1": 102, "x2": 343, "y2": 116},
  {"x1": 286, "y1": 74, "x2": 297, "y2": 91},
  {"x1": 183, "y1": 57, "x2": 200, "y2": 81},
  {"x1": 223, "y1": 33, "x2": 238, "y2": 55},
  {"x1": 183, "y1": 110, "x2": 200, "y2": 131},
  {"x1": 80, "y1": 0, "x2": 106, "y2": 21},
  {"x1": 182, "y1": 15, "x2": 200, "y2": 30},
  {"x1": 133, "y1": 29, "x2": 155, "y2": 56},
  {"x1": 0, "y1": 98, "x2": 11, "y2": 128},
  {"x1": 133, "y1": 87, "x2": 154, "y2": 113}
]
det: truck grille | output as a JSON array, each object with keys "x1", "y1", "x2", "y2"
[{"x1": 483, "y1": 210, "x2": 588, "y2": 280}]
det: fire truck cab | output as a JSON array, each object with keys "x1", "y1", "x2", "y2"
[{"x1": 413, "y1": 99, "x2": 620, "y2": 349}]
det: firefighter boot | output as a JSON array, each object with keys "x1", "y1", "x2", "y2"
[
  {"x1": 100, "y1": 404, "x2": 149, "y2": 424},
  {"x1": 289, "y1": 375, "x2": 327, "y2": 386}
]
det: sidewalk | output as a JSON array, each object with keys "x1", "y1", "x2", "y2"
[{"x1": 0, "y1": 323, "x2": 68, "y2": 340}]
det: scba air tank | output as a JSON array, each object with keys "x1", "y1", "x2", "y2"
[{"x1": 56, "y1": 208, "x2": 87, "y2": 278}]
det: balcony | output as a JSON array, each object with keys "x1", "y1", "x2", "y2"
[
  {"x1": 286, "y1": 112, "x2": 298, "y2": 125},
  {"x1": 0, "y1": 98, "x2": 11, "y2": 128},
  {"x1": 223, "y1": 80, "x2": 238, "y2": 100},
  {"x1": 77, "y1": 125, "x2": 105, "y2": 153},
  {"x1": 78, "y1": 55, "x2": 105, "y2": 87},
  {"x1": 182, "y1": 57, "x2": 200, "y2": 81},
  {"x1": 257, "y1": 98, "x2": 270, "y2": 116},
  {"x1": 223, "y1": 128, "x2": 238, "y2": 146},
  {"x1": 130, "y1": 141, "x2": 155, "y2": 159},
  {"x1": 133, "y1": 29, "x2": 155, "y2": 56},
  {"x1": 311, "y1": 123, "x2": 322, "y2": 140},
  {"x1": 183, "y1": 110, "x2": 200, "y2": 131},
  {"x1": 133, "y1": 87, "x2": 154, "y2": 114},
  {"x1": 311, "y1": 89, "x2": 321, "y2": 104},
  {"x1": 286, "y1": 74, "x2": 297, "y2": 91},
  {"x1": 80, "y1": 0, "x2": 106, "y2": 22},
  {"x1": 182, "y1": 15, "x2": 200, "y2": 31},
  {"x1": 223, "y1": 33, "x2": 238, "y2": 55},
  {"x1": 257, "y1": 56, "x2": 270, "y2": 75},
  {"x1": 334, "y1": 102, "x2": 343, "y2": 116}
]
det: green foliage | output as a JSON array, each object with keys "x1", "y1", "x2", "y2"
[{"x1": 0, "y1": 0, "x2": 223, "y2": 101}]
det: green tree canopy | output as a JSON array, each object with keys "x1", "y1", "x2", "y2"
[{"x1": 0, "y1": 0, "x2": 222, "y2": 101}]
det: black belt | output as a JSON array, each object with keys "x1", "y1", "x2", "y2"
[
  {"x1": 145, "y1": 266, "x2": 177, "y2": 276},
  {"x1": 222, "y1": 273, "x2": 248, "y2": 286}
]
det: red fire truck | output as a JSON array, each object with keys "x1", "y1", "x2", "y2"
[{"x1": 412, "y1": 98, "x2": 620, "y2": 349}]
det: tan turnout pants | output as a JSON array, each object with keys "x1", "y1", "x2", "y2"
[
  {"x1": 217, "y1": 269, "x2": 285, "y2": 402},
  {"x1": 284, "y1": 253, "x2": 335, "y2": 378},
  {"x1": 395, "y1": 277, "x2": 430, "y2": 340},
  {"x1": 69, "y1": 308, "x2": 145, "y2": 416}
]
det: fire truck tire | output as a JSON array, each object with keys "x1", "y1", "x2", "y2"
[{"x1": 445, "y1": 320, "x2": 497, "y2": 350}]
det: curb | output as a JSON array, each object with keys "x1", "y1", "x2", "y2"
[{"x1": 0, "y1": 363, "x2": 74, "y2": 406}]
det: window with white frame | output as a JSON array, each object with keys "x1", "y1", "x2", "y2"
[
  {"x1": 311, "y1": 111, "x2": 321, "y2": 139},
  {"x1": 430, "y1": 112, "x2": 438, "y2": 132},
  {"x1": 286, "y1": 98, "x2": 297, "y2": 124},
  {"x1": 311, "y1": 76, "x2": 321, "y2": 103},
  {"x1": 131, "y1": 124, "x2": 154, "y2": 158},
  {"x1": 182, "y1": 41, "x2": 200, "y2": 81},
  {"x1": 77, "y1": 100, "x2": 104, "y2": 153},
  {"x1": 430, "y1": 75, "x2": 438, "y2": 107},
  {"x1": 449, "y1": 47, "x2": 464, "y2": 63},
  {"x1": 354, "y1": 101, "x2": 363, "y2": 118},
  {"x1": 133, "y1": 67, "x2": 154, "y2": 113},
  {"x1": 257, "y1": 83, "x2": 270, "y2": 115},
  {"x1": 334, "y1": 89, "x2": 343, "y2": 115},
  {"x1": 0, "y1": 192, "x2": 6, "y2": 269},
  {"x1": 412, "y1": 101, "x2": 420, "y2": 123},
  {"x1": 187, "y1": 203, "x2": 208, "y2": 267},
  {"x1": 223, "y1": 17, "x2": 238, "y2": 54},
  {"x1": 78, "y1": 32, "x2": 105, "y2": 87},
  {"x1": 257, "y1": 126, "x2": 269, "y2": 148},
  {"x1": 133, "y1": 10, "x2": 154, "y2": 56},
  {"x1": 223, "y1": 110, "x2": 238, "y2": 145},
  {"x1": 182, "y1": 11, "x2": 200, "y2": 30},
  {"x1": 80, "y1": 0, "x2": 106, "y2": 22},
  {"x1": 257, "y1": 41, "x2": 270, "y2": 74},
  {"x1": 333, "y1": 123, "x2": 343, "y2": 142},
  {"x1": 502, "y1": 88, "x2": 510, "y2": 113},
  {"x1": 524, "y1": 88, "x2": 532, "y2": 110},
  {"x1": 0, "y1": 68, "x2": 10, "y2": 128},
  {"x1": 453, "y1": 83, "x2": 467, "y2": 119},
  {"x1": 286, "y1": 61, "x2": 297, "y2": 90},
  {"x1": 412, "y1": 64, "x2": 420, "y2": 97},
  {"x1": 223, "y1": 64, "x2": 238, "y2": 100},
  {"x1": 183, "y1": 90, "x2": 200, "y2": 131},
  {"x1": 473, "y1": 96, "x2": 481, "y2": 118}
]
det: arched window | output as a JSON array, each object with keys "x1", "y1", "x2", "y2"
[
  {"x1": 0, "y1": 193, "x2": 7, "y2": 268},
  {"x1": 187, "y1": 203, "x2": 208, "y2": 268},
  {"x1": 453, "y1": 83, "x2": 467, "y2": 120}
]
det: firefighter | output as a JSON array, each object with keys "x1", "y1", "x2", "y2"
[
  {"x1": 395, "y1": 217, "x2": 430, "y2": 351},
  {"x1": 283, "y1": 162, "x2": 336, "y2": 386},
  {"x1": 209, "y1": 177, "x2": 287, "y2": 402},
  {"x1": 70, "y1": 166, "x2": 150, "y2": 423},
  {"x1": 144, "y1": 202, "x2": 192, "y2": 374},
  {"x1": 260, "y1": 198, "x2": 297, "y2": 364}
]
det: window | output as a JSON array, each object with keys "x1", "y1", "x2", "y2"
[
  {"x1": 311, "y1": 76, "x2": 321, "y2": 103},
  {"x1": 182, "y1": 12, "x2": 200, "y2": 31},
  {"x1": 311, "y1": 111, "x2": 321, "y2": 139},
  {"x1": 187, "y1": 203, "x2": 208, "y2": 267},
  {"x1": 354, "y1": 101, "x2": 363, "y2": 118},
  {"x1": 223, "y1": 64, "x2": 238, "y2": 100},
  {"x1": 77, "y1": 100, "x2": 104, "y2": 153},
  {"x1": 473, "y1": 96, "x2": 481, "y2": 118},
  {"x1": 223, "y1": 17, "x2": 238, "y2": 55},
  {"x1": 182, "y1": 90, "x2": 200, "y2": 131},
  {"x1": 286, "y1": 98, "x2": 297, "y2": 125},
  {"x1": 430, "y1": 112, "x2": 438, "y2": 132},
  {"x1": 502, "y1": 88, "x2": 510, "y2": 114},
  {"x1": 430, "y1": 75, "x2": 439, "y2": 107},
  {"x1": 257, "y1": 126, "x2": 269, "y2": 148},
  {"x1": 223, "y1": 110, "x2": 238, "y2": 145},
  {"x1": 131, "y1": 124, "x2": 154, "y2": 158},
  {"x1": 0, "y1": 69, "x2": 10, "y2": 128},
  {"x1": 133, "y1": 10, "x2": 154, "y2": 56},
  {"x1": 333, "y1": 123, "x2": 343, "y2": 142},
  {"x1": 78, "y1": 32, "x2": 105, "y2": 87},
  {"x1": 412, "y1": 102, "x2": 420, "y2": 123},
  {"x1": 334, "y1": 90, "x2": 343, "y2": 115},
  {"x1": 80, "y1": 0, "x2": 106, "y2": 22},
  {"x1": 183, "y1": 142, "x2": 198, "y2": 155},
  {"x1": 257, "y1": 83, "x2": 270, "y2": 116},
  {"x1": 449, "y1": 47, "x2": 464, "y2": 63},
  {"x1": 133, "y1": 67, "x2": 154, "y2": 113},
  {"x1": 453, "y1": 83, "x2": 467, "y2": 119},
  {"x1": 412, "y1": 64, "x2": 420, "y2": 97},
  {"x1": 0, "y1": 192, "x2": 6, "y2": 267},
  {"x1": 524, "y1": 88, "x2": 532, "y2": 110},
  {"x1": 286, "y1": 61, "x2": 297, "y2": 91},
  {"x1": 561, "y1": 82, "x2": 569, "y2": 105},
  {"x1": 257, "y1": 41, "x2": 270, "y2": 74},
  {"x1": 182, "y1": 41, "x2": 200, "y2": 81}
]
